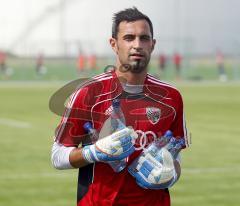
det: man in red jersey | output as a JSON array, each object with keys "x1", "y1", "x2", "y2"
[{"x1": 51, "y1": 7, "x2": 188, "y2": 206}]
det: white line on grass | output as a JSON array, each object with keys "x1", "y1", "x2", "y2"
[{"x1": 0, "y1": 118, "x2": 31, "y2": 129}]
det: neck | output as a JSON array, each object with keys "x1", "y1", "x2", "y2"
[{"x1": 115, "y1": 63, "x2": 147, "y2": 85}]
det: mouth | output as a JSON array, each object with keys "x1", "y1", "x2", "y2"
[{"x1": 129, "y1": 53, "x2": 145, "y2": 60}]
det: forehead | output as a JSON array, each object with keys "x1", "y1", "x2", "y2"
[{"x1": 117, "y1": 19, "x2": 152, "y2": 37}]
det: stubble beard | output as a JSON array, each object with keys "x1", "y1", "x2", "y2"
[
  {"x1": 120, "y1": 56, "x2": 150, "y2": 74},
  {"x1": 129, "y1": 59, "x2": 148, "y2": 73}
]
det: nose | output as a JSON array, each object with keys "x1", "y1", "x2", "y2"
[{"x1": 133, "y1": 38, "x2": 142, "y2": 50}]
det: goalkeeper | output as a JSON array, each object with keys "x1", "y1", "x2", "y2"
[{"x1": 51, "y1": 7, "x2": 188, "y2": 206}]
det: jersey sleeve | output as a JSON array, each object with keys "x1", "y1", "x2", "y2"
[
  {"x1": 54, "y1": 87, "x2": 91, "y2": 147},
  {"x1": 170, "y1": 91, "x2": 189, "y2": 148}
]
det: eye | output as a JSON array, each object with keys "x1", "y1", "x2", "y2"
[
  {"x1": 123, "y1": 35, "x2": 135, "y2": 41},
  {"x1": 140, "y1": 35, "x2": 151, "y2": 41}
]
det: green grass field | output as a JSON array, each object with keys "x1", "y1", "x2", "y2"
[{"x1": 0, "y1": 80, "x2": 240, "y2": 206}]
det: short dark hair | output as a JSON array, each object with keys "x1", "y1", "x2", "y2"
[{"x1": 112, "y1": 7, "x2": 154, "y2": 39}]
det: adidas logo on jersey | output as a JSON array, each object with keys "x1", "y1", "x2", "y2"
[{"x1": 105, "y1": 105, "x2": 113, "y2": 116}]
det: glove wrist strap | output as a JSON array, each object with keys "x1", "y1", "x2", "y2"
[{"x1": 82, "y1": 145, "x2": 98, "y2": 163}]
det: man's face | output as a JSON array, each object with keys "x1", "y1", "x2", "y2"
[{"x1": 110, "y1": 20, "x2": 156, "y2": 73}]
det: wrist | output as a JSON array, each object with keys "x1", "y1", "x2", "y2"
[{"x1": 82, "y1": 145, "x2": 98, "y2": 163}]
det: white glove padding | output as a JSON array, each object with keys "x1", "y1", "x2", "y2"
[
  {"x1": 82, "y1": 127, "x2": 138, "y2": 163},
  {"x1": 128, "y1": 144, "x2": 177, "y2": 189}
]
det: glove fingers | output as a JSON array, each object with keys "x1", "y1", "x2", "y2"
[
  {"x1": 160, "y1": 148, "x2": 174, "y2": 169},
  {"x1": 116, "y1": 145, "x2": 135, "y2": 159},
  {"x1": 91, "y1": 128, "x2": 137, "y2": 162},
  {"x1": 102, "y1": 145, "x2": 135, "y2": 161},
  {"x1": 110, "y1": 135, "x2": 133, "y2": 151},
  {"x1": 119, "y1": 135, "x2": 132, "y2": 145},
  {"x1": 110, "y1": 127, "x2": 133, "y2": 141},
  {"x1": 128, "y1": 152, "x2": 176, "y2": 189},
  {"x1": 139, "y1": 153, "x2": 163, "y2": 168}
]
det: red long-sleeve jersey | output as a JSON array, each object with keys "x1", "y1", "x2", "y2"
[{"x1": 55, "y1": 71, "x2": 188, "y2": 206}]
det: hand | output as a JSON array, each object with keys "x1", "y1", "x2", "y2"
[
  {"x1": 128, "y1": 140, "x2": 177, "y2": 189},
  {"x1": 82, "y1": 127, "x2": 137, "y2": 163}
]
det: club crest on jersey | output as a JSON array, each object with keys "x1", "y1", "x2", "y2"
[{"x1": 146, "y1": 107, "x2": 161, "y2": 124}]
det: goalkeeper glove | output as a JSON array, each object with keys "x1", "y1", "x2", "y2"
[
  {"x1": 128, "y1": 131, "x2": 182, "y2": 189},
  {"x1": 82, "y1": 127, "x2": 137, "y2": 163}
]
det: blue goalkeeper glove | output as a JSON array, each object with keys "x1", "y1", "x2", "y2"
[
  {"x1": 82, "y1": 127, "x2": 138, "y2": 163},
  {"x1": 128, "y1": 131, "x2": 178, "y2": 189}
]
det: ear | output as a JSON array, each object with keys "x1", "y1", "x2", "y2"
[
  {"x1": 109, "y1": 38, "x2": 118, "y2": 54},
  {"x1": 151, "y1": 39, "x2": 156, "y2": 52}
]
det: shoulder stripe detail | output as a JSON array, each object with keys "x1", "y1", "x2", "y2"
[
  {"x1": 147, "y1": 77, "x2": 180, "y2": 92},
  {"x1": 93, "y1": 72, "x2": 110, "y2": 78},
  {"x1": 147, "y1": 74, "x2": 175, "y2": 86},
  {"x1": 93, "y1": 72, "x2": 112, "y2": 80},
  {"x1": 74, "y1": 73, "x2": 112, "y2": 91},
  {"x1": 68, "y1": 88, "x2": 82, "y2": 108},
  {"x1": 94, "y1": 76, "x2": 113, "y2": 81},
  {"x1": 147, "y1": 74, "x2": 170, "y2": 83}
]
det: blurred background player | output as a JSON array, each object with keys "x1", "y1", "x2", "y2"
[
  {"x1": 0, "y1": 50, "x2": 13, "y2": 78},
  {"x1": 88, "y1": 54, "x2": 97, "y2": 71},
  {"x1": 216, "y1": 49, "x2": 227, "y2": 82},
  {"x1": 0, "y1": 50, "x2": 7, "y2": 74},
  {"x1": 173, "y1": 52, "x2": 182, "y2": 80},
  {"x1": 158, "y1": 53, "x2": 167, "y2": 75},
  {"x1": 77, "y1": 53, "x2": 85, "y2": 74},
  {"x1": 36, "y1": 53, "x2": 47, "y2": 75}
]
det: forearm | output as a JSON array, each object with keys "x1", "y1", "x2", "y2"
[
  {"x1": 69, "y1": 147, "x2": 90, "y2": 168},
  {"x1": 51, "y1": 142, "x2": 90, "y2": 170},
  {"x1": 52, "y1": 127, "x2": 137, "y2": 169}
]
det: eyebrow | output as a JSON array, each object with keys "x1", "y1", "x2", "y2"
[
  {"x1": 122, "y1": 34, "x2": 151, "y2": 39},
  {"x1": 123, "y1": 34, "x2": 135, "y2": 38}
]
